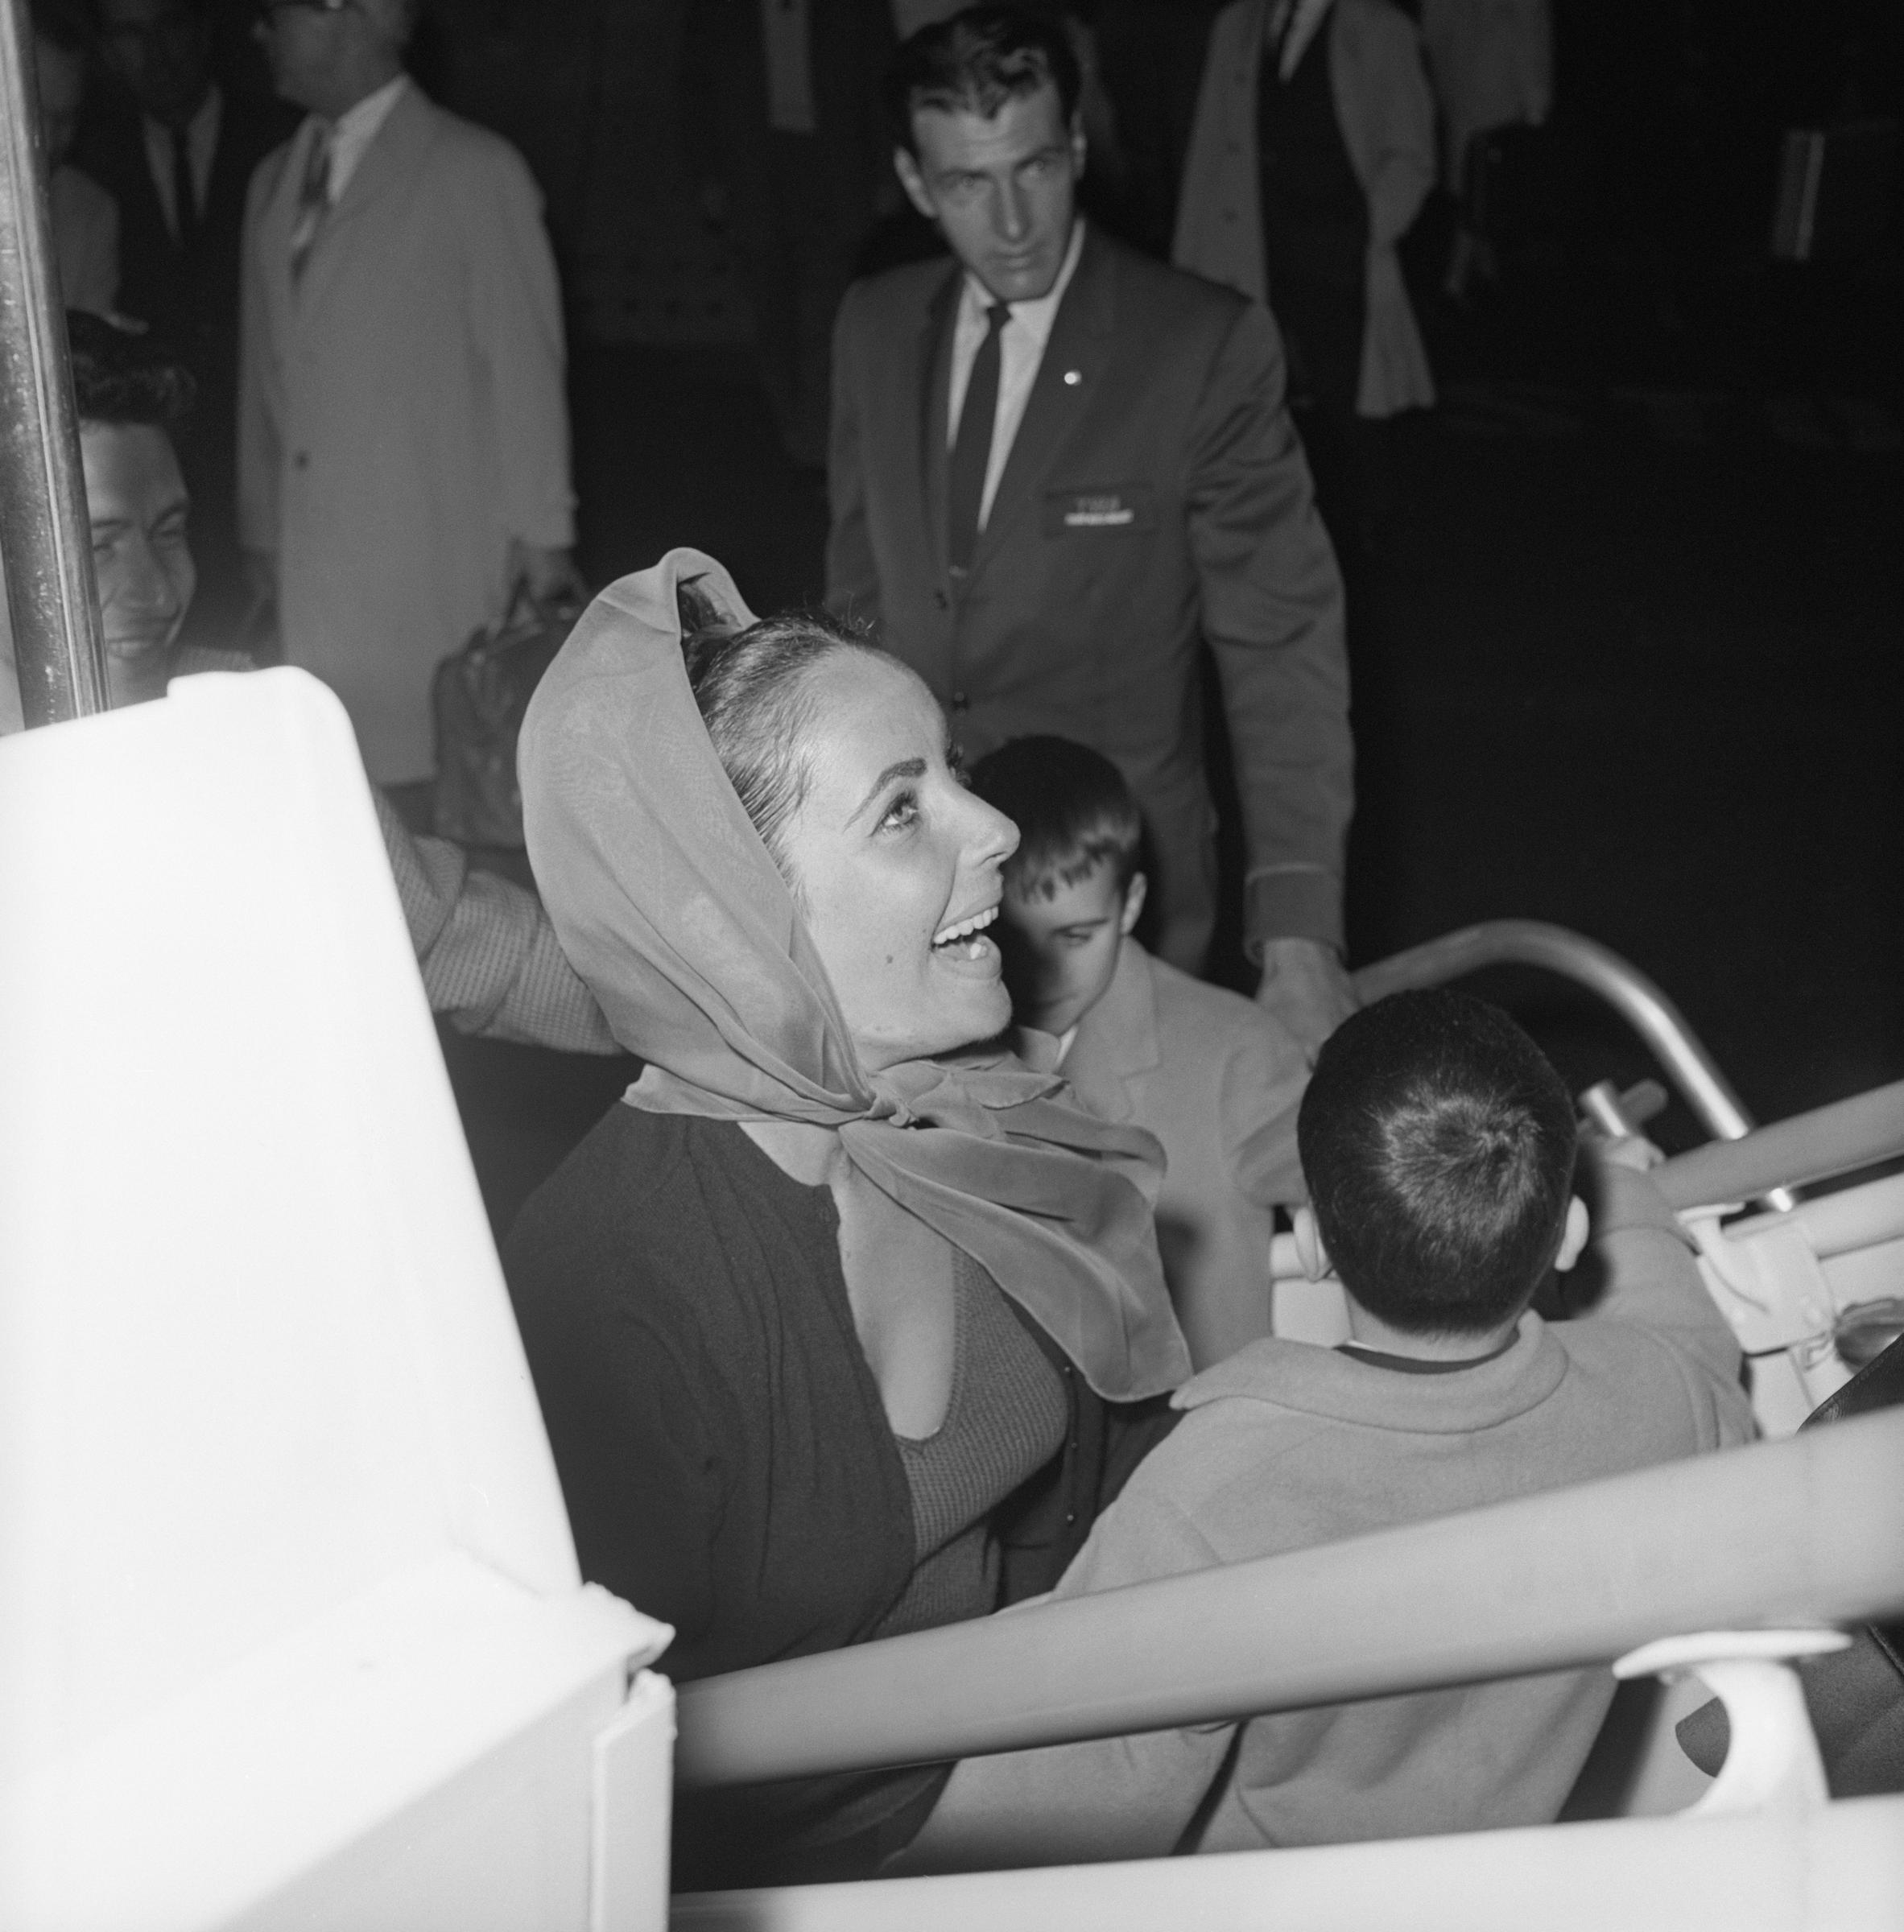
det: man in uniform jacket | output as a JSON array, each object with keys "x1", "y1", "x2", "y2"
[
  {"x1": 827, "y1": 5, "x2": 1353, "y2": 1054},
  {"x1": 239, "y1": 0, "x2": 578, "y2": 785}
]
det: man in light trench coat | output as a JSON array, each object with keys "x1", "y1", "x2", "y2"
[{"x1": 238, "y1": 0, "x2": 579, "y2": 786}]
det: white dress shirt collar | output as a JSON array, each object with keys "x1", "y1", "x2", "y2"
[
  {"x1": 310, "y1": 72, "x2": 410, "y2": 206},
  {"x1": 954, "y1": 208, "x2": 1086, "y2": 357}
]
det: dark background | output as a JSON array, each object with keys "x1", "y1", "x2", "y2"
[{"x1": 188, "y1": 0, "x2": 1899, "y2": 1231}]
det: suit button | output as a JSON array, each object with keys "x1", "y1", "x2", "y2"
[
  {"x1": 293, "y1": 451, "x2": 309, "y2": 469},
  {"x1": 932, "y1": 588, "x2": 948, "y2": 611},
  {"x1": 951, "y1": 690, "x2": 969, "y2": 713}
]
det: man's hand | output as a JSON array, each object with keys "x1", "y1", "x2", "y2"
[
  {"x1": 1255, "y1": 937, "x2": 1357, "y2": 1063},
  {"x1": 506, "y1": 539, "x2": 586, "y2": 609}
]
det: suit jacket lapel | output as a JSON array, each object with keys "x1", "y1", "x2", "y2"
[
  {"x1": 258, "y1": 132, "x2": 301, "y2": 346},
  {"x1": 1053, "y1": 938, "x2": 1160, "y2": 1124},
  {"x1": 919, "y1": 263, "x2": 960, "y2": 587},
  {"x1": 968, "y1": 225, "x2": 1117, "y2": 584}
]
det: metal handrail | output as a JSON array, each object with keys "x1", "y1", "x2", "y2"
[
  {"x1": 1657, "y1": 1081, "x2": 1904, "y2": 1214},
  {"x1": 672, "y1": 1408, "x2": 1904, "y2": 1791},
  {"x1": 1352, "y1": 921, "x2": 1757, "y2": 1146},
  {"x1": 0, "y1": 0, "x2": 107, "y2": 724}
]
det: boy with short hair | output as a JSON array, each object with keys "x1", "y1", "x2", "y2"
[
  {"x1": 969, "y1": 737, "x2": 1315, "y2": 1368},
  {"x1": 898, "y1": 988, "x2": 1755, "y2": 1870}
]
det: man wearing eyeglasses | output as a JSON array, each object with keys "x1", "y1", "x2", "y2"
[{"x1": 238, "y1": 0, "x2": 580, "y2": 787}]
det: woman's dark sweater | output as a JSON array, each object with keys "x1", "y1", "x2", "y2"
[
  {"x1": 502, "y1": 1104, "x2": 1175, "y2": 1885},
  {"x1": 506, "y1": 1104, "x2": 915, "y2": 1683}
]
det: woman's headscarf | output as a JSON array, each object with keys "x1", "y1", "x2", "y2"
[{"x1": 520, "y1": 549, "x2": 1188, "y2": 1401}]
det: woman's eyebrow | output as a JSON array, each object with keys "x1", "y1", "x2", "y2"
[{"x1": 848, "y1": 756, "x2": 927, "y2": 825}]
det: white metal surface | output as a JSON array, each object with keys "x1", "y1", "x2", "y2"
[
  {"x1": 673, "y1": 1798, "x2": 1904, "y2": 1932},
  {"x1": 14, "y1": 1558, "x2": 647, "y2": 1932},
  {"x1": 596, "y1": 1672, "x2": 680, "y2": 1932},
  {"x1": 0, "y1": 671, "x2": 674, "y2": 1930},
  {"x1": 1613, "y1": 1629, "x2": 1848, "y2": 1816},
  {"x1": 1686, "y1": 1172, "x2": 1904, "y2": 1433}
]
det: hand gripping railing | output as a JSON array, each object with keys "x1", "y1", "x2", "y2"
[
  {"x1": 1351, "y1": 921, "x2": 1758, "y2": 1147},
  {"x1": 672, "y1": 1407, "x2": 1904, "y2": 1791}
]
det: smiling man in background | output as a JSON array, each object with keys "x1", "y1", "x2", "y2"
[
  {"x1": 827, "y1": 4, "x2": 1354, "y2": 1058},
  {"x1": 2, "y1": 314, "x2": 613, "y2": 1058}
]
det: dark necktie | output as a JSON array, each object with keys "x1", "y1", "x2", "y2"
[
  {"x1": 948, "y1": 300, "x2": 1010, "y2": 576},
  {"x1": 169, "y1": 126, "x2": 197, "y2": 251},
  {"x1": 289, "y1": 126, "x2": 332, "y2": 283}
]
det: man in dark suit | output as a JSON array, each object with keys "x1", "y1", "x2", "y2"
[
  {"x1": 827, "y1": 5, "x2": 1353, "y2": 1055},
  {"x1": 77, "y1": 0, "x2": 295, "y2": 630},
  {"x1": 683, "y1": 0, "x2": 895, "y2": 468}
]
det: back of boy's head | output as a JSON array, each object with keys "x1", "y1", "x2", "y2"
[
  {"x1": 967, "y1": 736, "x2": 1143, "y2": 898},
  {"x1": 1297, "y1": 989, "x2": 1578, "y2": 1335}
]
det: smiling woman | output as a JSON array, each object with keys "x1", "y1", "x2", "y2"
[
  {"x1": 502, "y1": 551, "x2": 1187, "y2": 1889},
  {"x1": 770, "y1": 648, "x2": 1019, "y2": 1067}
]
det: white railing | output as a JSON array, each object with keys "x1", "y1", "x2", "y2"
[{"x1": 673, "y1": 1408, "x2": 1904, "y2": 1790}]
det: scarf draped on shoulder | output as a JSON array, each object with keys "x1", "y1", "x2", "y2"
[{"x1": 518, "y1": 548, "x2": 1187, "y2": 1400}]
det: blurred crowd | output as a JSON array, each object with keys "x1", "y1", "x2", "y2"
[{"x1": 23, "y1": 0, "x2": 1893, "y2": 770}]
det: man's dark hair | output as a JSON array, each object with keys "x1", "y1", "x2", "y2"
[
  {"x1": 886, "y1": 6, "x2": 1081, "y2": 158},
  {"x1": 67, "y1": 311, "x2": 196, "y2": 427},
  {"x1": 1298, "y1": 989, "x2": 1579, "y2": 1336},
  {"x1": 969, "y1": 735, "x2": 1143, "y2": 899}
]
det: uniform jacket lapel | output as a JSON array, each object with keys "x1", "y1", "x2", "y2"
[{"x1": 968, "y1": 224, "x2": 1117, "y2": 584}]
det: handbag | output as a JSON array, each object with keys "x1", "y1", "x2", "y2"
[{"x1": 431, "y1": 584, "x2": 585, "y2": 848}]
